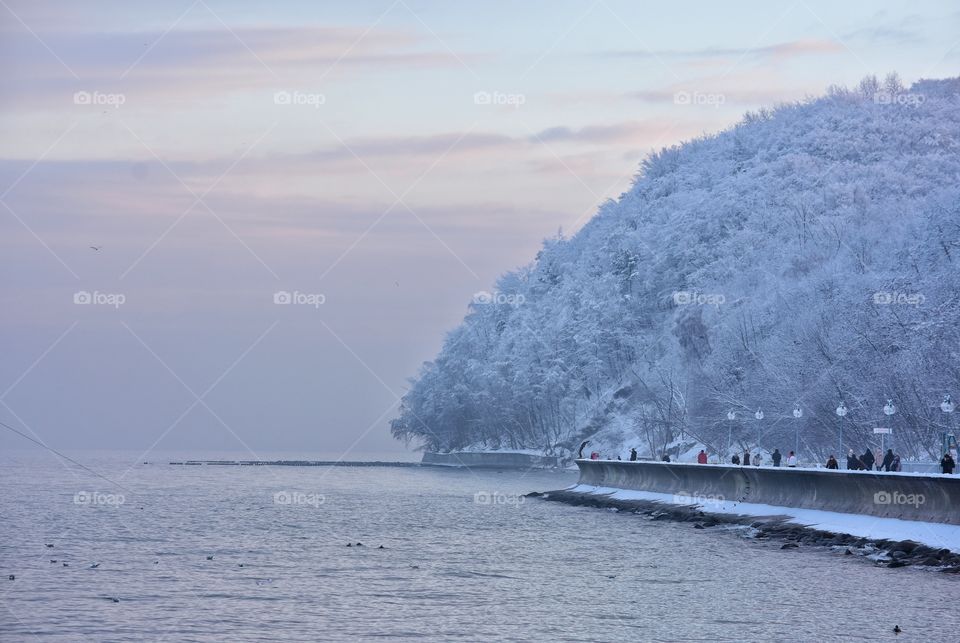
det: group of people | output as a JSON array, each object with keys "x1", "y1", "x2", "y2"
[
  {"x1": 586, "y1": 440, "x2": 958, "y2": 474},
  {"x1": 725, "y1": 448, "x2": 797, "y2": 467},
  {"x1": 845, "y1": 448, "x2": 901, "y2": 471}
]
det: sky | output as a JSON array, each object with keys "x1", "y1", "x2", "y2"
[{"x1": 1, "y1": 0, "x2": 958, "y2": 462}]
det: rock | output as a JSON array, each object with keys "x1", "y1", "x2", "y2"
[
  {"x1": 781, "y1": 543, "x2": 799, "y2": 549},
  {"x1": 7, "y1": 575, "x2": 13, "y2": 580},
  {"x1": 694, "y1": 524, "x2": 705, "y2": 529},
  {"x1": 887, "y1": 560, "x2": 909, "y2": 568},
  {"x1": 844, "y1": 549, "x2": 853, "y2": 555},
  {"x1": 921, "y1": 557, "x2": 942, "y2": 566}
]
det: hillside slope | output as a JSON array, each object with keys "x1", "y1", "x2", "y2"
[{"x1": 391, "y1": 75, "x2": 960, "y2": 462}]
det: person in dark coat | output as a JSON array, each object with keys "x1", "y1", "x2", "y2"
[
  {"x1": 826, "y1": 455, "x2": 839, "y2": 470},
  {"x1": 890, "y1": 454, "x2": 901, "y2": 472},
  {"x1": 771, "y1": 449, "x2": 782, "y2": 467},
  {"x1": 661, "y1": 453, "x2": 670, "y2": 462},
  {"x1": 629, "y1": 448, "x2": 637, "y2": 462},
  {"x1": 941, "y1": 453, "x2": 956, "y2": 475},
  {"x1": 881, "y1": 449, "x2": 894, "y2": 472},
  {"x1": 846, "y1": 450, "x2": 862, "y2": 470},
  {"x1": 742, "y1": 451, "x2": 751, "y2": 466},
  {"x1": 731, "y1": 454, "x2": 740, "y2": 465},
  {"x1": 861, "y1": 448, "x2": 875, "y2": 471}
]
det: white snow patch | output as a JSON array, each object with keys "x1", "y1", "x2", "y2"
[{"x1": 569, "y1": 483, "x2": 960, "y2": 552}]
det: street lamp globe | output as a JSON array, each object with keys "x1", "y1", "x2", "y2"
[
  {"x1": 755, "y1": 409, "x2": 764, "y2": 421},
  {"x1": 727, "y1": 411, "x2": 736, "y2": 421},
  {"x1": 941, "y1": 395, "x2": 955, "y2": 414},
  {"x1": 883, "y1": 399, "x2": 896, "y2": 416},
  {"x1": 836, "y1": 402, "x2": 847, "y2": 417},
  {"x1": 793, "y1": 406, "x2": 803, "y2": 419}
]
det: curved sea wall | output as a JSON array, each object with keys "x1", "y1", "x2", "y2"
[
  {"x1": 422, "y1": 451, "x2": 561, "y2": 468},
  {"x1": 576, "y1": 460, "x2": 960, "y2": 525}
]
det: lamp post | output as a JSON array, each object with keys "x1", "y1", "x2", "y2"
[
  {"x1": 726, "y1": 411, "x2": 736, "y2": 461},
  {"x1": 836, "y1": 402, "x2": 848, "y2": 460},
  {"x1": 755, "y1": 409, "x2": 764, "y2": 452},
  {"x1": 881, "y1": 399, "x2": 896, "y2": 455},
  {"x1": 793, "y1": 405, "x2": 802, "y2": 460},
  {"x1": 941, "y1": 394, "x2": 955, "y2": 457}
]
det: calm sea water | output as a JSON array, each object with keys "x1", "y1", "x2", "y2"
[{"x1": 1, "y1": 453, "x2": 959, "y2": 642}]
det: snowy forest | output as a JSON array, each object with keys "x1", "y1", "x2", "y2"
[{"x1": 391, "y1": 75, "x2": 960, "y2": 462}]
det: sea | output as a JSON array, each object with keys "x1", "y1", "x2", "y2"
[{"x1": 1, "y1": 452, "x2": 959, "y2": 641}]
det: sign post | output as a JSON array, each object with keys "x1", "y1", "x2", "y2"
[{"x1": 874, "y1": 427, "x2": 892, "y2": 455}]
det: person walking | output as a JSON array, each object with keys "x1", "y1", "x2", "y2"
[
  {"x1": 826, "y1": 455, "x2": 839, "y2": 470},
  {"x1": 697, "y1": 450, "x2": 708, "y2": 464},
  {"x1": 771, "y1": 449, "x2": 782, "y2": 467},
  {"x1": 743, "y1": 451, "x2": 751, "y2": 466},
  {"x1": 890, "y1": 453, "x2": 901, "y2": 472},
  {"x1": 941, "y1": 452, "x2": 956, "y2": 475},
  {"x1": 862, "y1": 448, "x2": 875, "y2": 471},
  {"x1": 731, "y1": 453, "x2": 741, "y2": 465},
  {"x1": 880, "y1": 449, "x2": 894, "y2": 472},
  {"x1": 786, "y1": 451, "x2": 797, "y2": 467},
  {"x1": 661, "y1": 453, "x2": 671, "y2": 463},
  {"x1": 846, "y1": 450, "x2": 861, "y2": 470},
  {"x1": 629, "y1": 448, "x2": 637, "y2": 462},
  {"x1": 754, "y1": 453, "x2": 762, "y2": 467}
]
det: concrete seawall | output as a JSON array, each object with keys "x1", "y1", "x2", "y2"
[
  {"x1": 422, "y1": 451, "x2": 561, "y2": 468},
  {"x1": 576, "y1": 460, "x2": 960, "y2": 525}
]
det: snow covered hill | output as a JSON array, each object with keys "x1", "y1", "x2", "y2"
[{"x1": 392, "y1": 75, "x2": 960, "y2": 463}]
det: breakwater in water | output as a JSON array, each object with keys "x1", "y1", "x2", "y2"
[{"x1": 421, "y1": 452, "x2": 561, "y2": 468}]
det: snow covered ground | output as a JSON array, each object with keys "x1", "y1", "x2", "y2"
[{"x1": 570, "y1": 483, "x2": 960, "y2": 552}]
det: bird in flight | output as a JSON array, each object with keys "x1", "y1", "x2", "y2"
[{"x1": 89, "y1": 246, "x2": 102, "y2": 252}]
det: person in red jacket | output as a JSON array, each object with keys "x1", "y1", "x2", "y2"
[{"x1": 697, "y1": 450, "x2": 708, "y2": 464}]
